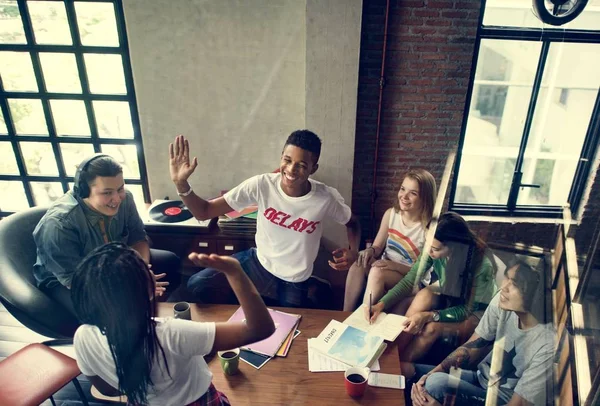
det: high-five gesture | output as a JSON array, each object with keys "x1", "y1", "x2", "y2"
[{"x1": 169, "y1": 135, "x2": 198, "y2": 184}]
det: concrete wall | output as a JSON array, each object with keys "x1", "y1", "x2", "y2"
[
  {"x1": 123, "y1": 0, "x2": 306, "y2": 199},
  {"x1": 123, "y1": 0, "x2": 363, "y2": 247},
  {"x1": 306, "y1": 0, "x2": 363, "y2": 247}
]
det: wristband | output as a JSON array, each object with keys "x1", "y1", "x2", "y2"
[{"x1": 177, "y1": 186, "x2": 193, "y2": 197}]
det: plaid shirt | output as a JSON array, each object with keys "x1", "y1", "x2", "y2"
[{"x1": 186, "y1": 383, "x2": 231, "y2": 406}]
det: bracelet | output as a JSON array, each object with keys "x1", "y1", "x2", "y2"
[{"x1": 177, "y1": 186, "x2": 193, "y2": 197}]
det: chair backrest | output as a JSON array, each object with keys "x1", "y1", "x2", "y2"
[{"x1": 0, "y1": 207, "x2": 79, "y2": 338}]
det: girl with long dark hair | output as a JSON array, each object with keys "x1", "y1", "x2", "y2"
[
  {"x1": 71, "y1": 243, "x2": 274, "y2": 405},
  {"x1": 369, "y1": 212, "x2": 498, "y2": 362}
]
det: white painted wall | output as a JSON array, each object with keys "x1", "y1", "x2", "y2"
[{"x1": 123, "y1": 0, "x2": 362, "y2": 246}]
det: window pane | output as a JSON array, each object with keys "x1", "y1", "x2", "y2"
[
  {"x1": 27, "y1": 1, "x2": 72, "y2": 45},
  {"x1": 517, "y1": 43, "x2": 600, "y2": 206},
  {"x1": 125, "y1": 183, "x2": 147, "y2": 213},
  {"x1": 50, "y1": 100, "x2": 90, "y2": 136},
  {"x1": 483, "y1": 0, "x2": 600, "y2": 31},
  {"x1": 0, "y1": 51, "x2": 38, "y2": 92},
  {"x1": 8, "y1": 99, "x2": 48, "y2": 135},
  {"x1": 59, "y1": 143, "x2": 95, "y2": 176},
  {"x1": 0, "y1": 181, "x2": 28, "y2": 212},
  {"x1": 84, "y1": 54, "x2": 126, "y2": 94},
  {"x1": 456, "y1": 39, "x2": 542, "y2": 205},
  {"x1": 39, "y1": 53, "x2": 82, "y2": 93},
  {"x1": 93, "y1": 101, "x2": 134, "y2": 139},
  {"x1": 75, "y1": 2, "x2": 119, "y2": 47},
  {"x1": 20, "y1": 142, "x2": 58, "y2": 175},
  {"x1": 30, "y1": 181, "x2": 63, "y2": 206},
  {"x1": 0, "y1": 109, "x2": 8, "y2": 135},
  {"x1": 101, "y1": 144, "x2": 140, "y2": 178},
  {"x1": 0, "y1": 1, "x2": 27, "y2": 44},
  {"x1": 0, "y1": 141, "x2": 19, "y2": 174}
]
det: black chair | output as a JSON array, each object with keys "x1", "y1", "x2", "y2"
[{"x1": 0, "y1": 206, "x2": 79, "y2": 340}]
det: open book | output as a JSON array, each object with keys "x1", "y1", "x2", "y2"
[
  {"x1": 311, "y1": 319, "x2": 386, "y2": 368},
  {"x1": 343, "y1": 304, "x2": 406, "y2": 342}
]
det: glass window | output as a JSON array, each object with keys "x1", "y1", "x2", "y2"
[
  {"x1": 30, "y1": 181, "x2": 63, "y2": 205},
  {"x1": 0, "y1": 110, "x2": 8, "y2": 135},
  {"x1": 0, "y1": 1, "x2": 27, "y2": 44},
  {"x1": 84, "y1": 54, "x2": 127, "y2": 94},
  {"x1": 50, "y1": 100, "x2": 91, "y2": 137},
  {"x1": 452, "y1": 0, "x2": 600, "y2": 217},
  {"x1": 75, "y1": 1, "x2": 119, "y2": 47},
  {"x1": 125, "y1": 183, "x2": 146, "y2": 212},
  {"x1": 483, "y1": 0, "x2": 600, "y2": 31},
  {"x1": 0, "y1": 141, "x2": 19, "y2": 174},
  {"x1": 93, "y1": 101, "x2": 134, "y2": 139},
  {"x1": 59, "y1": 143, "x2": 95, "y2": 176},
  {"x1": 455, "y1": 40, "x2": 541, "y2": 206},
  {"x1": 27, "y1": 1, "x2": 72, "y2": 45},
  {"x1": 20, "y1": 142, "x2": 58, "y2": 176},
  {"x1": 39, "y1": 53, "x2": 82, "y2": 94},
  {"x1": 101, "y1": 144, "x2": 140, "y2": 178},
  {"x1": 518, "y1": 43, "x2": 600, "y2": 206},
  {"x1": 8, "y1": 99, "x2": 48, "y2": 135},
  {"x1": 0, "y1": 51, "x2": 38, "y2": 92},
  {"x1": 0, "y1": 181, "x2": 28, "y2": 212},
  {"x1": 0, "y1": 1, "x2": 149, "y2": 214}
]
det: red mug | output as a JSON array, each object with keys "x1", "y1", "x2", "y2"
[{"x1": 344, "y1": 367, "x2": 370, "y2": 397}]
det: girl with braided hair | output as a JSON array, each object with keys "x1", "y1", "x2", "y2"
[
  {"x1": 368, "y1": 212, "x2": 498, "y2": 362},
  {"x1": 71, "y1": 242, "x2": 274, "y2": 405}
]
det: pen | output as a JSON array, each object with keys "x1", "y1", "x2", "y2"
[{"x1": 369, "y1": 292, "x2": 372, "y2": 325}]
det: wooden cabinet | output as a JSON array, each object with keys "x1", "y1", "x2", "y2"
[{"x1": 145, "y1": 221, "x2": 255, "y2": 274}]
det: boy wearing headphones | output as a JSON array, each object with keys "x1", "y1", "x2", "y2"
[{"x1": 33, "y1": 154, "x2": 177, "y2": 317}]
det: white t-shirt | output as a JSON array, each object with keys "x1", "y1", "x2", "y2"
[
  {"x1": 224, "y1": 173, "x2": 352, "y2": 282},
  {"x1": 74, "y1": 318, "x2": 216, "y2": 406},
  {"x1": 476, "y1": 294, "x2": 554, "y2": 405}
]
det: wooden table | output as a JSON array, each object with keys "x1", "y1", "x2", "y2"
[{"x1": 158, "y1": 303, "x2": 405, "y2": 405}]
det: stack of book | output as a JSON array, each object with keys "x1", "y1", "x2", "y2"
[
  {"x1": 227, "y1": 307, "x2": 301, "y2": 369},
  {"x1": 217, "y1": 206, "x2": 258, "y2": 236}
]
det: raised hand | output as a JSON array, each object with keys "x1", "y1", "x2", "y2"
[
  {"x1": 188, "y1": 253, "x2": 244, "y2": 276},
  {"x1": 169, "y1": 135, "x2": 198, "y2": 184},
  {"x1": 150, "y1": 269, "x2": 169, "y2": 297}
]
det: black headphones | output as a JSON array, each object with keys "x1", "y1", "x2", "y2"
[{"x1": 73, "y1": 154, "x2": 110, "y2": 199}]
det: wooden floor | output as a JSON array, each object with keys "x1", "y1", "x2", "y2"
[{"x1": 0, "y1": 302, "x2": 113, "y2": 406}]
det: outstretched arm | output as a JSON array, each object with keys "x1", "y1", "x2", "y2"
[
  {"x1": 169, "y1": 135, "x2": 233, "y2": 220},
  {"x1": 188, "y1": 253, "x2": 275, "y2": 351}
]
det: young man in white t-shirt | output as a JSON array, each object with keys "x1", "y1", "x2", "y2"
[
  {"x1": 403, "y1": 259, "x2": 554, "y2": 406},
  {"x1": 169, "y1": 130, "x2": 361, "y2": 307}
]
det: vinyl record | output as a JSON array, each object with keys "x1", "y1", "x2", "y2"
[{"x1": 149, "y1": 200, "x2": 193, "y2": 223}]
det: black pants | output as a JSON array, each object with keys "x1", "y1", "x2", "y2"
[{"x1": 43, "y1": 248, "x2": 181, "y2": 318}]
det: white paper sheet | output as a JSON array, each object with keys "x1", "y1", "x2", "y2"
[{"x1": 307, "y1": 338, "x2": 381, "y2": 372}]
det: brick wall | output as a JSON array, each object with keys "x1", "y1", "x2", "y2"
[
  {"x1": 352, "y1": 0, "x2": 480, "y2": 238},
  {"x1": 352, "y1": 0, "x2": 598, "y2": 253}
]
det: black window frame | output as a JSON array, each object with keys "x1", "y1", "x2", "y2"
[
  {"x1": 0, "y1": 0, "x2": 150, "y2": 217},
  {"x1": 449, "y1": 1, "x2": 600, "y2": 218}
]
